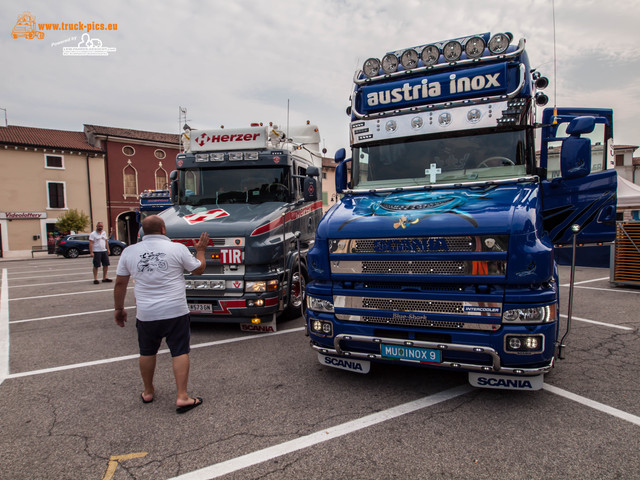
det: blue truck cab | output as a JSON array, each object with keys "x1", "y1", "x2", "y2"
[{"x1": 305, "y1": 32, "x2": 616, "y2": 390}]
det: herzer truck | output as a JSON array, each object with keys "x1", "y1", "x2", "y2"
[
  {"x1": 305, "y1": 32, "x2": 617, "y2": 389},
  {"x1": 160, "y1": 122, "x2": 323, "y2": 331}
]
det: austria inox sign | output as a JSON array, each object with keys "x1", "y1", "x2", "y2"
[{"x1": 358, "y1": 63, "x2": 507, "y2": 115}]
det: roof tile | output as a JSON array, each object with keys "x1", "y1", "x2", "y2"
[{"x1": 0, "y1": 125, "x2": 103, "y2": 152}]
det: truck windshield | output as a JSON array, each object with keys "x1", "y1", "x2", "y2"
[
  {"x1": 352, "y1": 130, "x2": 530, "y2": 189},
  {"x1": 178, "y1": 166, "x2": 290, "y2": 206}
]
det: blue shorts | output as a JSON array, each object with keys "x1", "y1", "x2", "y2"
[
  {"x1": 136, "y1": 313, "x2": 191, "y2": 357},
  {"x1": 92, "y1": 251, "x2": 110, "y2": 268}
]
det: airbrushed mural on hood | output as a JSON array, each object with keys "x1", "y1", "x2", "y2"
[{"x1": 338, "y1": 187, "x2": 501, "y2": 231}]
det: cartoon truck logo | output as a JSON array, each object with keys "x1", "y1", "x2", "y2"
[{"x1": 12, "y1": 12, "x2": 44, "y2": 40}]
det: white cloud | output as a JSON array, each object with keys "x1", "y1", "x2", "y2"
[{"x1": 1, "y1": 0, "x2": 638, "y2": 154}]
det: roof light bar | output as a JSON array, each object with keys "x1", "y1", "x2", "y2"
[{"x1": 359, "y1": 32, "x2": 515, "y2": 80}]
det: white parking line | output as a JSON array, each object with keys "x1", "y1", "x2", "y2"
[
  {"x1": 9, "y1": 287, "x2": 131, "y2": 301},
  {"x1": 10, "y1": 306, "x2": 136, "y2": 324},
  {"x1": 0, "y1": 269, "x2": 9, "y2": 384},
  {"x1": 169, "y1": 385, "x2": 473, "y2": 480},
  {"x1": 571, "y1": 285, "x2": 640, "y2": 295},
  {"x1": 560, "y1": 276, "x2": 610, "y2": 287},
  {"x1": 4, "y1": 327, "x2": 305, "y2": 379},
  {"x1": 7, "y1": 270, "x2": 97, "y2": 281},
  {"x1": 9, "y1": 278, "x2": 103, "y2": 288},
  {"x1": 544, "y1": 383, "x2": 640, "y2": 427},
  {"x1": 561, "y1": 314, "x2": 634, "y2": 331}
]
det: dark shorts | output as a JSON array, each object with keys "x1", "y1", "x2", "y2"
[
  {"x1": 92, "y1": 251, "x2": 110, "y2": 268},
  {"x1": 136, "y1": 313, "x2": 191, "y2": 357}
]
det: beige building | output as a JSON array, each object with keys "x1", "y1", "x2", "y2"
[
  {"x1": 321, "y1": 156, "x2": 339, "y2": 213},
  {"x1": 0, "y1": 125, "x2": 106, "y2": 258}
]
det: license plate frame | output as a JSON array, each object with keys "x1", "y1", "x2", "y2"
[{"x1": 380, "y1": 344, "x2": 442, "y2": 363}]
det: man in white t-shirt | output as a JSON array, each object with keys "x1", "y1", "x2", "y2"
[
  {"x1": 89, "y1": 221, "x2": 111, "y2": 284},
  {"x1": 114, "y1": 215, "x2": 209, "y2": 414}
]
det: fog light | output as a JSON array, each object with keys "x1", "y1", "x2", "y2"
[
  {"x1": 505, "y1": 335, "x2": 543, "y2": 353},
  {"x1": 322, "y1": 322, "x2": 332, "y2": 334},
  {"x1": 255, "y1": 299, "x2": 264, "y2": 307},
  {"x1": 312, "y1": 320, "x2": 323, "y2": 332},
  {"x1": 525, "y1": 337, "x2": 539, "y2": 350}
]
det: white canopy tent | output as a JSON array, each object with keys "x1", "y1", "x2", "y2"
[{"x1": 617, "y1": 175, "x2": 640, "y2": 209}]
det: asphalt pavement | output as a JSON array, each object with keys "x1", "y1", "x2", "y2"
[{"x1": 0, "y1": 255, "x2": 638, "y2": 479}]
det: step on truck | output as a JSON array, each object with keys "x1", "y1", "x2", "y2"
[
  {"x1": 305, "y1": 32, "x2": 617, "y2": 389},
  {"x1": 161, "y1": 122, "x2": 323, "y2": 330}
]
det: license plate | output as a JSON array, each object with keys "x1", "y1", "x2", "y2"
[
  {"x1": 381, "y1": 344, "x2": 442, "y2": 363},
  {"x1": 188, "y1": 303, "x2": 213, "y2": 313}
]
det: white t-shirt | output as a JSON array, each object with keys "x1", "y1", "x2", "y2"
[
  {"x1": 116, "y1": 234, "x2": 202, "y2": 321},
  {"x1": 89, "y1": 230, "x2": 108, "y2": 252}
]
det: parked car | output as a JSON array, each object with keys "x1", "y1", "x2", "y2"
[{"x1": 55, "y1": 234, "x2": 127, "y2": 258}]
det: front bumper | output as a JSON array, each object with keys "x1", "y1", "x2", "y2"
[
  {"x1": 311, "y1": 333, "x2": 554, "y2": 376},
  {"x1": 187, "y1": 294, "x2": 279, "y2": 323}
]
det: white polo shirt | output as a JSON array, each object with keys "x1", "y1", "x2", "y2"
[
  {"x1": 116, "y1": 234, "x2": 202, "y2": 321},
  {"x1": 89, "y1": 230, "x2": 109, "y2": 252}
]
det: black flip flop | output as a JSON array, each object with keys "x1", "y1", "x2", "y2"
[
  {"x1": 141, "y1": 393, "x2": 153, "y2": 404},
  {"x1": 176, "y1": 397, "x2": 203, "y2": 414}
]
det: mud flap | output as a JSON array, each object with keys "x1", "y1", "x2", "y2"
[
  {"x1": 468, "y1": 372, "x2": 544, "y2": 391},
  {"x1": 240, "y1": 314, "x2": 277, "y2": 333}
]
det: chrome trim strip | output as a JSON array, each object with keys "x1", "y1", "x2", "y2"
[
  {"x1": 311, "y1": 333, "x2": 553, "y2": 376},
  {"x1": 330, "y1": 260, "x2": 506, "y2": 276},
  {"x1": 334, "y1": 313, "x2": 499, "y2": 331},
  {"x1": 334, "y1": 295, "x2": 502, "y2": 317}
]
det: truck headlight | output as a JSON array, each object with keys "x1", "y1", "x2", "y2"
[
  {"x1": 307, "y1": 295, "x2": 334, "y2": 313},
  {"x1": 245, "y1": 280, "x2": 278, "y2": 293},
  {"x1": 502, "y1": 304, "x2": 556, "y2": 324}
]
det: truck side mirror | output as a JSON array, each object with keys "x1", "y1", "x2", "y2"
[
  {"x1": 303, "y1": 177, "x2": 318, "y2": 201},
  {"x1": 334, "y1": 148, "x2": 346, "y2": 164},
  {"x1": 335, "y1": 157, "x2": 351, "y2": 193},
  {"x1": 303, "y1": 165, "x2": 320, "y2": 201},
  {"x1": 170, "y1": 170, "x2": 179, "y2": 203},
  {"x1": 560, "y1": 116, "x2": 595, "y2": 180}
]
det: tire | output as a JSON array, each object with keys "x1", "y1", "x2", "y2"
[
  {"x1": 65, "y1": 248, "x2": 79, "y2": 258},
  {"x1": 111, "y1": 245, "x2": 123, "y2": 256},
  {"x1": 282, "y1": 266, "x2": 307, "y2": 320}
]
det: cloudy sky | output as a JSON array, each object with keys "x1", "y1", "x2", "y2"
[{"x1": 2, "y1": 0, "x2": 639, "y2": 156}]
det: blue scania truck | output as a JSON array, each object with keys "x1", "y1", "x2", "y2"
[{"x1": 305, "y1": 32, "x2": 617, "y2": 390}]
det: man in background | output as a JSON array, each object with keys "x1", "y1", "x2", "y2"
[{"x1": 89, "y1": 221, "x2": 111, "y2": 284}]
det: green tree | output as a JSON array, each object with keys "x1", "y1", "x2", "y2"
[{"x1": 55, "y1": 209, "x2": 90, "y2": 234}]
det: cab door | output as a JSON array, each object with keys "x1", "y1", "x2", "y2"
[{"x1": 539, "y1": 108, "x2": 617, "y2": 244}]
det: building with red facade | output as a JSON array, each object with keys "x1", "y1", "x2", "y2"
[{"x1": 84, "y1": 125, "x2": 180, "y2": 244}]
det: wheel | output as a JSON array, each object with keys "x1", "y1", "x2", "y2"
[
  {"x1": 65, "y1": 248, "x2": 79, "y2": 258},
  {"x1": 282, "y1": 267, "x2": 307, "y2": 319},
  {"x1": 477, "y1": 156, "x2": 516, "y2": 168},
  {"x1": 110, "y1": 245, "x2": 123, "y2": 256}
]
